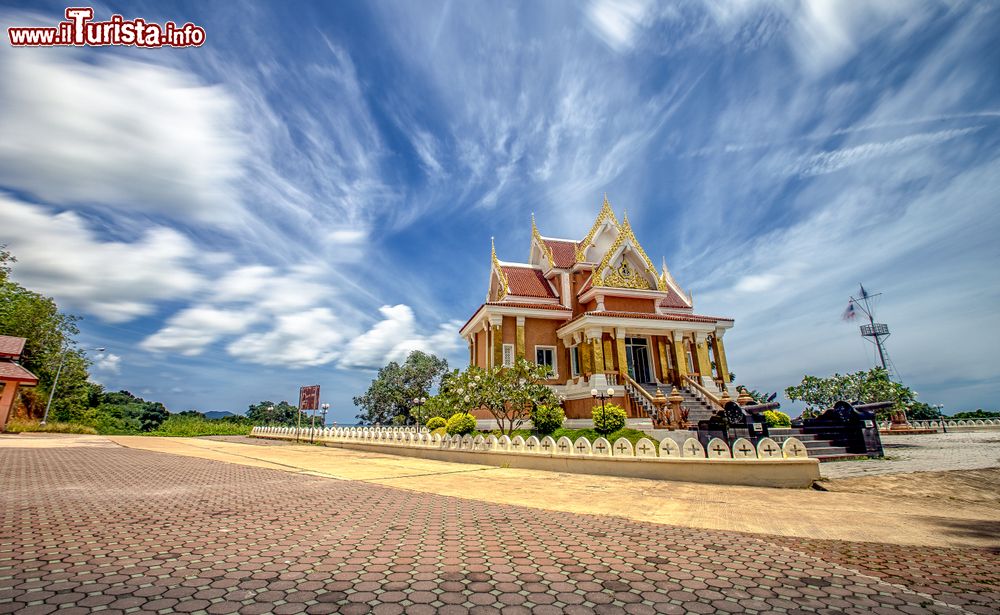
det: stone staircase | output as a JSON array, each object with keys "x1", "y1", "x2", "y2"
[
  {"x1": 627, "y1": 383, "x2": 858, "y2": 462},
  {"x1": 766, "y1": 428, "x2": 860, "y2": 462}
]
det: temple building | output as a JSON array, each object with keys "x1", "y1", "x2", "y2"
[{"x1": 459, "y1": 196, "x2": 737, "y2": 421}]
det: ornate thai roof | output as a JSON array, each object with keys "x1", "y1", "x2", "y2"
[
  {"x1": 575, "y1": 194, "x2": 620, "y2": 262},
  {"x1": 499, "y1": 264, "x2": 556, "y2": 299}
]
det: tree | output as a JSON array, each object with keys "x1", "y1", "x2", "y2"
[
  {"x1": 139, "y1": 402, "x2": 169, "y2": 432},
  {"x1": 906, "y1": 401, "x2": 942, "y2": 421},
  {"x1": 411, "y1": 393, "x2": 456, "y2": 425},
  {"x1": 0, "y1": 247, "x2": 88, "y2": 420},
  {"x1": 785, "y1": 367, "x2": 916, "y2": 420},
  {"x1": 441, "y1": 358, "x2": 558, "y2": 435},
  {"x1": 246, "y1": 401, "x2": 300, "y2": 425},
  {"x1": 353, "y1": 351, "x2": 449, "y2": 425}
]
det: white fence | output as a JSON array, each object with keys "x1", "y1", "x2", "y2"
[
  {"x1": 250, "y1": 425, "x2": 811, "y2": 461},
  {"x1": 878, "y1": 418, "x2": 1000, "y2": 431}
]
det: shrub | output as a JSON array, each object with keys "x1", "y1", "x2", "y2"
[
  {"x1": 445, "y1": 412, "x2": 476, "y2": 435},
  {"x1": 531, "y1": 404, "x2": 565, "y2": 435},
  {"x1": 3, "y1": 419, "x2": 97, "y2": 435},
  {"x1": 592, "y1": 403, "x2": 627, "y2": 434},
  {"x1": 762, "y1": 410, "x2": 791, "y2": 428},
  {"x1": 426, "y1": 417, "x2": 447, "y2": 430},
  {"x1": 149, "y1": 415, "x2": 253, "y2": 437},
  {"x1": 430, "y1": 426, "x2": 448, "y2": 438}
]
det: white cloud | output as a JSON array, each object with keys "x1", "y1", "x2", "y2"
[
  {"x1": 227, "y1": 308, "x2": 346, "y2": 367},
  {"x1": 790, "y1": 127, "x2": 980, "y2": 177},
  {"x1": 0, "y1": 45, "x2": 245, "y2": 224},
  {"x1": 585, "y1": 0, "x2": 653, "y2": 52},
  {"x1": 140, "y1": 306, "x2": 261, "y2": 356},
  {"x1": 92, "y1": 352, "x2": 121, "y2": 375},
  {"x1": 339, "y1": 304, "x2": 464, "y2": 370},
  {"x1": 0, "y1": 196, "x2": 205, "y2": 322}
]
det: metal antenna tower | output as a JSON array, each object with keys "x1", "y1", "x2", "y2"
[{"x1": 846, "y1": 284, "x2": 896, "y2": 377}]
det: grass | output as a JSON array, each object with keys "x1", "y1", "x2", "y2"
[
  {"x1": 467, "y1": 426, "x2": 651, "y2": 445},
  {"x1": 3, "y1": 419, "x2": 98, "y2": 435},
  {"x1": 146, "y1": 416, "x2": 252, "y2": 437}
]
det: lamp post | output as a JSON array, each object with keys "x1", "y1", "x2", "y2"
[
  {"x1": 321, "y1": 403, "x2": 330, "y2": 427},
  {"x1": 935, "y1": 403, "x2": 947, "y2": 433},
  {"x1": 411, "y1": 396, "x2": 426, "y2": 429},
  {"x1": 591, "y1": 387, "x2": 615, "y2": 431},
  {"x1": 41, "y1": 347, "x2": 105, "y2": 426}
]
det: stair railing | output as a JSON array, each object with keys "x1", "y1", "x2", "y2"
[
  {"x1": 683, "y1": 375, "x2": 725, "y2": 411},
  {"x1": 621, "y1": 372, "x2": 656, "y2": 419}
]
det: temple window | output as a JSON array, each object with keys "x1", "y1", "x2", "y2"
[
  {"x1": 502, "y1": 344, "x2": 515, "y2": 367},
  {"x1": 535, "y1": 346, "x2": 557, "y2": 377},
  {"x1": 569, "y1": 346, "x2": 580, "y2": 376}
]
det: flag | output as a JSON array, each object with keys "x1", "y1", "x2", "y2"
[
  {"x1": 859, "y1": 284, "x2": 869, "y2": 299},
  {"x1": 842, "y1": 301, "x2": 856, "y2": 321}
]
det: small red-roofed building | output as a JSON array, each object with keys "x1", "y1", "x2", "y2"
[
  {"x1": 460, "y1": 195, "x2": 737, "y2": 421},
  {"x1": 0, "y1": 335, "x2": 39, "y2": 431}
]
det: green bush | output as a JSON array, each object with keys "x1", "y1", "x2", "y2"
[
  {"x1": 3, "y1": 419, "x2": 97, "y2": 435},
  {"x1": 592, "y1": 403, "x2": 627, "y2": 434},
  {"x1": 426, "y1": 417, "x2": 447, "y2": 430},
  {"x1": 148, "y1": 415, "x2": 252, "y2": 437},
  {"x1": 531, "y1": 404, "x2": 565, "y2": 435},
  {"x1": 762, "y1": 410, "x2": 791, "y2": 428},
  {"x1": 430, "y1": 426, "x2": 448, "y2": 438},
  {"x1": 551, "y1": 426, "x2": 648, "y2": 446},
  {"x1": 445, "y1": 412, "x2": 476, "y2": 435}
]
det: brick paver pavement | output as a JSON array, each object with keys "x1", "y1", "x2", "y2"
[{"x1": 1, "y1": 445, "x2": 998, "y2": 614}]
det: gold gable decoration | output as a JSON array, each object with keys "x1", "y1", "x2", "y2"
[
  {"x1": 531, "y1": 214, "x2": 555, "y2": 268},
  {"x1": 575, "y1": 194, "x2": 621, "y2": 262},
  {"x1": 592, "y1": 212, "x2": 667, "y2": 291},
  {"x1": 491, "y1": 237, "x2": 509, "y2": 301},
  {"x1": 602, "y1": 260, "x2": 651, "y2": 290}
]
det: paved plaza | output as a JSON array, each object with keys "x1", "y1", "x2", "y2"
[
  {"x1": 1, "y1": 435, "x2": 999, "y2": 614},
  {"x1": 820, "y1": 431, "x2": 1000, "y2": 479}
]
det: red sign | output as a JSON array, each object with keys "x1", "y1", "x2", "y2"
[{"x1": 298, "y1": 385, "x2": 320, "y2": 410}]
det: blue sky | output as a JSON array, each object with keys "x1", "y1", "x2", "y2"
[{"x1": 1, "y1": 1, "x2": 998, "y2": 421}]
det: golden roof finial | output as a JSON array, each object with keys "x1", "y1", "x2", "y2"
[
  {"x1": 576, "y1": 193, "x2": 621, "y2": 262},
  {"x1": 491, "y1": 237, "x2": 509, "y2": 301},
  {"x1": 531, "y1": 213, "x2": 555, "y2": 268}
]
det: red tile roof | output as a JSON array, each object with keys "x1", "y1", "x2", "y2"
[
  {"x1": 461, "y1": 301, "x2": 572, "y2": 333},
  {"x1": 0, "y1": 361, "x2": 38, "y2": 384},
  {"x1": 501, "y1": 265, "x2": 556, "y2": 298},
  {"x1": 0, "y1": 336, "x2": 26, "y2": 359},
  {"x1": 565, "y1": 310, "x2": 733, "y2": 326},
  {"x1": 543, "y1": 239, "x2": 577, "y2": 268},
  {"x1": 485, "y1": 301, "x2": 570, "y2": 311},
  {"x1": 660, "y1": 288, "x2": 691, "y2": 308}
]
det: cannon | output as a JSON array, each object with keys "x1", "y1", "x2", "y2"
[
  {"x1": 697, "y1": 400, "x2": 778, "y2": 447},
  {"x1": 803, "y1": 400, "x2": 886, "y2": 457}
]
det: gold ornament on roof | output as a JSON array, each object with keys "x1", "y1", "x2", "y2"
[
  {"x1": 491, "y1": 237, "x2": 509, "y2": 301},
  {"x1": 592, "y1": 212, "x2": 665, "y2": 291},
  {"x1": 531, "y1": 213, "x2": 555, "y2": 268},
  {"x1": 575, "y1": 193, "x2": 621, "y2": 262},
  {"x1": 602, "y1": 259, "x2": 651, "y2": 290}
]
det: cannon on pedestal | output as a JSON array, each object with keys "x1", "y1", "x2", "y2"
[
  {"x1": 697, "y1": 400, "x2": 778, "y2": 448},
  {"x1": 803, "y1": 400, "x2": 888, "y2": 457}
]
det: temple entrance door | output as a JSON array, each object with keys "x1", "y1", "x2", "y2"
[{"x1": 625, "y1": 337, "x2": 653, "y2": 384}]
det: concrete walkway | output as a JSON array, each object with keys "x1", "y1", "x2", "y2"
[
  {"x1": 100, "y1": 434, "x2": 1000, "y2": 549},
  {"x1": 6, "y1": 435, "x2": 998, "y2": 614}
]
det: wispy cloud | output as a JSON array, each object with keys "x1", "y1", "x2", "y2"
[{"x1": 790, "y1": 127, "x2": 981, "y2": 177}]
